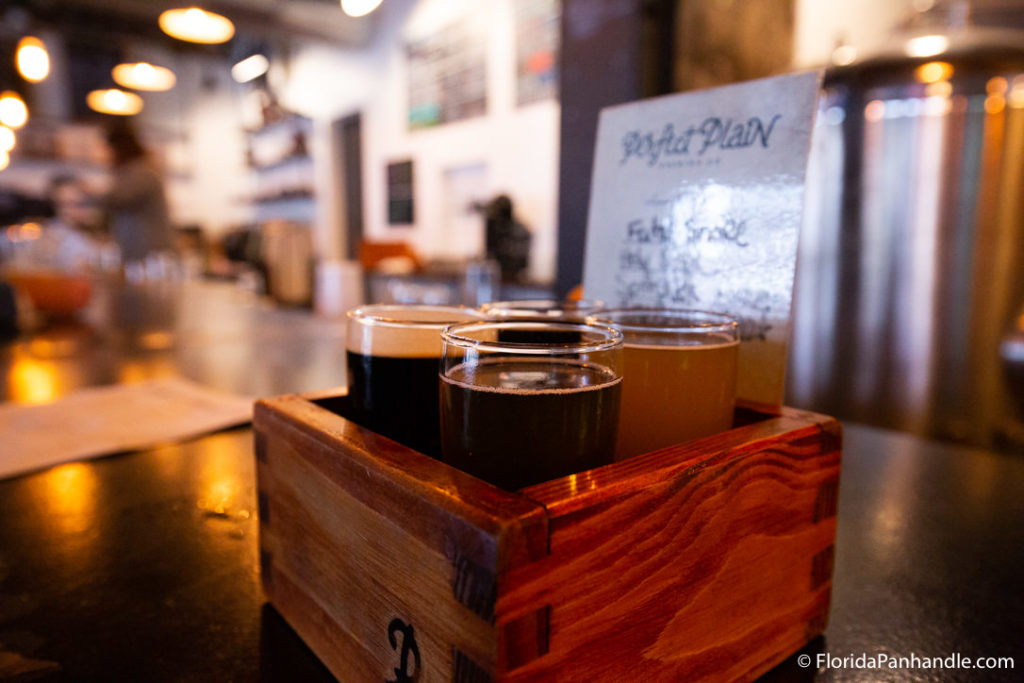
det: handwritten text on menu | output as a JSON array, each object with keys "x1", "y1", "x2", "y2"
[{"x1": 583, "y1": 72, "x2": 822, "y2": 410}]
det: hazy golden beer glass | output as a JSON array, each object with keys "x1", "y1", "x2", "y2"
[{"x1": 591, "y1": 309, "x2": 739, "y2": 460}]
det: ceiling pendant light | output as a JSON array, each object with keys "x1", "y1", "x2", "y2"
[
  {"x1": 0, "y1": 126, "x2": 15, "y2": 153},
  {"x1": 112, "y1": 62, "x2": 177, "y2": 91},
  {"x1": 16, "y1": 36, "x2": 50, "y2": 82},
  {"x1": 231, "y1": 54, "x2": 269, "y2": 83},
  {"x1": 0, "y1": 92, "x2": 28, "y2": 129},
  {"x1": 86, "y1": 88, "x2": 144, "y2": 116},
  {"x1": 159, "y1": 7, "x2": 235, "y2": 44},
  {"x1": 341, "y1": 0, "x2": 383, "y2": 18}
]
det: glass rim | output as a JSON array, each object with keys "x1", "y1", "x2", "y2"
[
  {"x1": 346, "y1": 304, "x2": 482, "y2": 329},
  {"x1": 587, "y1": 307, "x2": 739, "y2": 335},
  {"x1": 441, "y1": 320, "x2": 624, "y2": 355},
  {"x1": 480, "y1": 298, "x2": 605, "y2": 313}
]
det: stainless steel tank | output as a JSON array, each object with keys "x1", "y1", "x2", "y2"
[{"x1": 787, "y1": 23, "x2": 1024, "y2": 448}]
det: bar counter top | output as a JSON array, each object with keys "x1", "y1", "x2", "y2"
[{"x1": 1, "y1": 280, "x2": 1021, "y2": 681}]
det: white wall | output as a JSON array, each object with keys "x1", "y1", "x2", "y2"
[
  {"x1": 141, "y1": 54, "x2": 252, "y2": 235},
  {"x1": 279, "y1": 0, "x2": 561, "y2": 282}
]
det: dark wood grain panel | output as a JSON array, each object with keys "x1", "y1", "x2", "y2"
[{"x1": 499, "y1": 414, "x2": 841, "y2": 681}]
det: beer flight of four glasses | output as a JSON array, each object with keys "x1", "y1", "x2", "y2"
[{"x1": 345, "y1": 300, "x2": 739, "y2": 492}]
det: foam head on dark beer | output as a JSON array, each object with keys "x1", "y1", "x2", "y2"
[{"x1": 346, "y1": 305, "x2": 483, "y2": 357}]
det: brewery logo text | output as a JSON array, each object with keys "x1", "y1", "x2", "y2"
[{"x1": 620, "y1": 114, "x2": 782, "y2": 166}]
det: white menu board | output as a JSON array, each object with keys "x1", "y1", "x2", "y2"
[{"x1": 583, "y1": 72, "x2": 822, "y2": 411}]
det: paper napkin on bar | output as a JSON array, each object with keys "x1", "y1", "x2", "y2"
[{"x1": 0, "y1": 377, "x2": 253, "y2": 480}]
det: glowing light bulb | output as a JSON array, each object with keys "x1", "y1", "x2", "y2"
[
  {"x1": 106, "y1": 90, "x2": 127, "y2": 109},
  {"x1": 905, "y1": 35, "x2": 949, "y2": 58},
  {"x1": 159, "y1": 7, "x2": 235, "y2": 44},
  {"x1": 341, "y1": 0, "x2": 383, "y2": 18},
  {"x1": 112, "y1": 62, "x2": 176, "y2": 91},
  {"x1": 17, "y1": 36, "x2": 50, "y2": 82},
  {"x1": 0, "y1": 92, "x2": 28, "y2": 129},
  {"x1": 86, "y1": 89, "x2": 143, "y2": 115},
  {"x1": 231, "y1": 54, "x2": 269, "y2": 83},
  {"x1": 0, "y1": 126, "x2": 15, "y2": 153}
]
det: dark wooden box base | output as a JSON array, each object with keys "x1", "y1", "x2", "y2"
[{"x1": 254, "y1": 391, "x2": 841, "y2": 682}]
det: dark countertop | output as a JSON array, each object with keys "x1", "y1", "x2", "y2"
[{"x1": 1, "y1": 281, "x2": 1022, "y2": 682}]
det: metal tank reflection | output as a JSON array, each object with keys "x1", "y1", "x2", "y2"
[{"x1": 788, "y1": 27, "x2": 1024, "y2": 448}]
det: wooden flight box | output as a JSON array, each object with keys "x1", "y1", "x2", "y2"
[{"x1": 254, "y1": 390, "x2": 841, "y2": 682}]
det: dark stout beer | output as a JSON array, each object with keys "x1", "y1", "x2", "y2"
[
  {"x1": 440, "y1": 357, "x2": 621, "y2": 490},
  {"x1": 346, "y1": 305, "x2": 482, "y2": 458},
  {"x1": 346, "y1": 351, "x2": 441, "y2": 457}
]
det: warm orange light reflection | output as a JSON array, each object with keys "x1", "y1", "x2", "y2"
[
  {"x1": 566, "y1": 472, "x2": 599, "y2": 496},
  {"x1": 986, "y1": 76, "x2": 1008, "y2": 95},
  {"x1": 8, "y1": 353, "x2": 61, "y2": 404},
  {"x1": 196, "y1": 437, "x2": 246, "y2": 517},
  {"x1": 36, "y1": 462, "x2": 99, "y2": 535},
  {"x1": 925, "y1": 81, "x2": 953, "y2": 99},
  {"x1": 985, "y1": 95, "x2": 1006, "y2": 115},
  {"x1": 20, "y1": 221, "x2": 41, "y2": 240},
  {"x1": 117, "y1": 357, "x2": 177, "y2": 383},
  {"x1": 915, "y1": 61, "x2": 953, "y2": 84},
  {"x1": 28, "y1": 336, "x2": 81, "y2": 358},
  {"x1": 138, "y1": 331, "x2": 175, "y2": 350}
]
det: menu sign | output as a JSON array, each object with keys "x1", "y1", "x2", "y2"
[{"x1": 583, "y1": 72, "x2": 821, "y2": 411}]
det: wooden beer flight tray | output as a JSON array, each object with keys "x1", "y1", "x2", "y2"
[{"x1": 254, "y1": 389, "x2": 841, "y2": 682}]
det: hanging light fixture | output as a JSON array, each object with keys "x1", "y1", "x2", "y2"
[
  {"x1": 159, "y1": 7, "x2": 235, "y2": 44},
  {"x1": 231, "y1": 54, "x2": 269, "y2": 83},
  {"x1": 112, "y1": 62, "x2": 177, "y2": 91},
  {"x1": 341, "y1": 0, "x2": 383, "y2": 18},
  {"x1": 0, "y1": 92, "x2": 28, "y2": 129},
  {"x1": 0, "y1": 126, "x2": 15, "y2": 153},
  {"x1": 16, "y1": 36, "x2": 50, "y2": 82},
  {"x1": 905, "y1": 35, "x2": 949, "y2": 58},
  {"x1": 86, "y1": 88, "x2": 144, "y2": 116}
]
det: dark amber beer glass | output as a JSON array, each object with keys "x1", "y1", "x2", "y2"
[
  {"x1": 346, "y1": 304, "x2": 482, "y2": 457},
  {"x1": 440, "y1": 320, "x2": 623, "y2": 490},
  {"x1": 479, "y1": 299, "x2": 605, "y2": 344}
]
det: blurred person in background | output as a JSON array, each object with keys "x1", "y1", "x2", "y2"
[
  {"x1": 42, "y1": 174, "x2": 105, "y2": 272},
  {"x1": 100, "y1": 121, "x2": 177, "y2": 279},
  {"x1": 484, "y1": 194, "x2": 531, "y2": 283}
]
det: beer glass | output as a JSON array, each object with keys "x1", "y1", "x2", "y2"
[
  {"x1": 440, "y1": 320, "x2": 623, "y2": 491},
  {"x1": 479, "y1": 298, "x2": 606, "y2": 320},
  {"x1": 479, "y1": 299, "x2": 605, "y2": 343},
  {"x1": 345, "y1": 304, "x2": 482, "y2": 457},
  {"x1": 590, "y1": 309, "x2": 739, "y2": 460}
]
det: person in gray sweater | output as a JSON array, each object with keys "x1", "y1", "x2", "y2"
[{"x1": 102, "y1": 122, "x2": 176, "y2": 268}]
